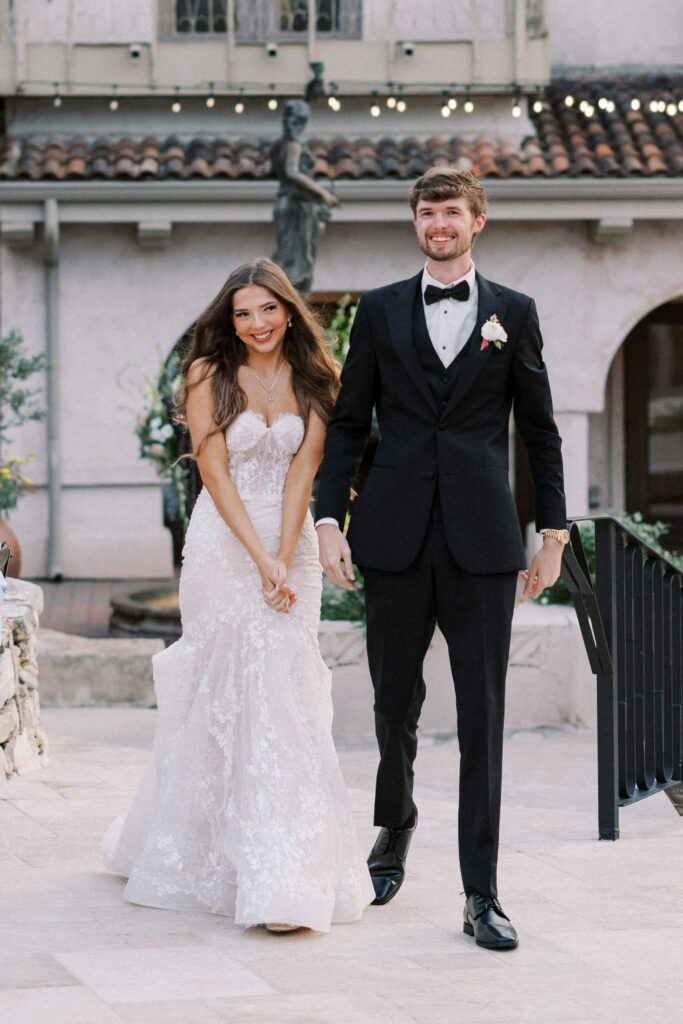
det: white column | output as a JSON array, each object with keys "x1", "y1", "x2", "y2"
[{"x1": 555, "y1": 411, "x2": 590, "y2": 520}]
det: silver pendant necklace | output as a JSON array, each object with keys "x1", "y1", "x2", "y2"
[{"x1": 246, "y1": 359, "x2": 286, "y2": 402}]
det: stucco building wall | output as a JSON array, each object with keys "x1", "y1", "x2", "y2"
[{"x1": 3, "y1": 211, "x2": 681, "y2": 575}]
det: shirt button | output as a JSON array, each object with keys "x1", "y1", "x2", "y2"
[{"x1": 439, "y1": 422, "x2": 447, "y2": 431}]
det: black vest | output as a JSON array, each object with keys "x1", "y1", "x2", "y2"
[{"x1": 411, "y1": 288, "x2": 473, "y2": 414}]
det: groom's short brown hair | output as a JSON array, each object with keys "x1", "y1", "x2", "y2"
[{"x1": 409, "y1": 167, "x2": 488, "y2": 218}]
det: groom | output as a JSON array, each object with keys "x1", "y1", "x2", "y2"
[{"x1": 315, "y1": 167, "x2": 567, "y2": 950}]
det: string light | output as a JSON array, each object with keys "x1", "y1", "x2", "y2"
[
  {"x1": 327, "y1": 82, "x2": 341, "y2": 111},
  {"x1": 598, "y1": 97, "x2": 608, "y2": 110},
  {"x1": 564, "y1": 94, "x2": 575, "y2": 107},
  {"x1": 109, "y1": 85, "x2": 119, "y2": 111},
  {"x1": 370, "y1": 91, "x2": 381, "y2": 117},
  {"x1": 532, "y1": 99, "x2": 544, "y2": 114},
  {"x1": 631, "y1": 97, "x2": 641, "y2": 111},
  {"x1": 396, "y1": 98, "x2": 406, "y2": 112},
  {"x1": 386, "y1": 94, "x2": 397, "y2": 109},
  {"x1": 235, "y1": 100, "x2": 244, "y2": 113},
  {"x1": 440, "y1": 91, "x2": 451, "y2": 117},
  {"x1": 448, "y1": 96, "x2": 457, "y2": 110},
  {"x1": 667, "y1": 102, "x2": 677, "y2": 116},
  {"x1": 464, "y1": 91, "x2": 474, "y2": 113},
  {"x1": 52, "y1": 83, "x2": 62, "y2": 108},
  {"x1": 511, "y1": 91, "x2": 522, "y2": 118},
  {"x1": 649, "y1": 99, "x2": 658, "y2": 112},
  {"x1": 206, "y1": 83, "x2": 216, "y2": 108},
  {"x1": 679, "y1": 99, "x2": 683, "y2": 112}
]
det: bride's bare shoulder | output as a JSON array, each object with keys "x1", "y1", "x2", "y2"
[{"x1": 186, "y1": 357, "x2": 217, "y2": 387}]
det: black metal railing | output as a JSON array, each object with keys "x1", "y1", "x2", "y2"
[{"x1": 562, "y1": 517, "x2": 683, "y2": 839}]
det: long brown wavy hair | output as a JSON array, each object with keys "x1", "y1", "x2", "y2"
[{"x1": 177, "y1": 258, "x2": 340, "y2": 454}]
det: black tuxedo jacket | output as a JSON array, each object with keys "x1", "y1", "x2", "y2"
[{"x1": 315, "y1": 270, "x2": 566, "y2": 574}]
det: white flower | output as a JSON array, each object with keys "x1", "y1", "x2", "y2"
[
  {"x1": 159, "y1": 423, "x2": 175, "y2": 441},
  {"x1": 480, "y1": 314, "x2": 508, "y2": 351},
  {"x1": 146, "y1": 443, "x2": 165, "y2": 458},
  {"x1": 481, "y1": 315, "x2": 508, "y2": 343},
  {"x1": 149, "y1": 416, "x2": 163, "y2": 430}
]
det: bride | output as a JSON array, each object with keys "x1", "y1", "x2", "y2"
[{"x1": 102, "y1": 257, "x2": 374, "y2": 933}]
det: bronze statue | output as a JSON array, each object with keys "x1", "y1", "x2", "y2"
[{"x1": 271, "y1": 99, "x2": 339, "y2": 294}]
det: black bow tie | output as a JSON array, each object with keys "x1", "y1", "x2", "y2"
[{"x1": 424, "y1": 281, "x2": 470, "y2": 305}]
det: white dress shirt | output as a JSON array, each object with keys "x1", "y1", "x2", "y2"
[{"x1": 422, "y1": 261, "x2": 478, "y2": 367}]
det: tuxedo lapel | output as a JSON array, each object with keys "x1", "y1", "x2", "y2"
[
  {"x1": 386, "y1": 272, "x2": 438, "y2": 415},
  {"x1": 442, "y1": 273, "x2": 508, "y2": 417}
]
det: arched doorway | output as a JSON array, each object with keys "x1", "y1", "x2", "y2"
[{"x1": 624, "y1": 298, "x2": 683, "y2": 549}]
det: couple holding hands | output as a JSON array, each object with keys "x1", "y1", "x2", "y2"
[{"x1": 103, "y1": 166, "x2": 567, "y2": 951}]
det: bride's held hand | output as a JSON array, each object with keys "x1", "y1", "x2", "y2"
[{"x1": 258, "y1": 556, "x2": 297, "y2": 613}]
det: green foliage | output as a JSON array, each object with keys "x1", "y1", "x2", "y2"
[
  {"x1": 0, "y1": 329, "x2": 47, "y2": 513},
  {"x1": 320, "y1": 572, "x2": 366, "y2": 621},
  {"x1": 326, "y1": 293, "x2": 357, "y2": 364},
  {"x1": 133, "y1": 350, "x2": 190, "y2": 530},
  {"x1": 536, "y1": 511, "x2": 683, "y2": 605}
]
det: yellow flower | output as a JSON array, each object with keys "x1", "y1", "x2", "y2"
[{"x1": 0, "y1": 467, "x2": 11, "y2": 479}]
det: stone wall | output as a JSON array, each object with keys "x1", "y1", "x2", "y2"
[{"x1": 0, "y1": 579, "x2": 49, "y2": 777}]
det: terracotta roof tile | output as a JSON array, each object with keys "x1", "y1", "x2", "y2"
[{"x1": 2, "y1": 76, "x2": 682, "y2": 183}]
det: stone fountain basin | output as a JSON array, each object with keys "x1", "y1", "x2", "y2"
[{"x1": 109, "y1": 585, "x2": 181, "y2": 645}]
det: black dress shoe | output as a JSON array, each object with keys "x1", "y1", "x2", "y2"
[
  {"x1": 463, "y1": 892, "x2": 519, "y2": 950},
  {"x1": 367, "y1": 812, "x2": 418, "y2": 906}
]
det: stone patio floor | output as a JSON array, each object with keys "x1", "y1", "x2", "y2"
[{"x1": 1, "y1": 708, "x2": 682, "y2": 1024}]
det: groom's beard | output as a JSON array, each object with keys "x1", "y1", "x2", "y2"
[{"x1": 419, "y1": 231, "x2": 474, "y2": 262}]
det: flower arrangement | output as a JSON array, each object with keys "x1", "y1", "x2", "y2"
[
  {"x1": 0, "y1": 329, "x2": 47, "y2": 515},
  {"x1": 0, "y1": 455, "x2": 35, "y2": 514},
  {"x1": 134, "y1": 351, "x2": 190, "y2": 530}
]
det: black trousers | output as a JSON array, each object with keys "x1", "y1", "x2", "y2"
[{"x1": 361, "y1": 495, "x2": 517, "y2": 898}]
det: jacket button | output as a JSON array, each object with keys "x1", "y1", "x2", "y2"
[
  {"x1": 426, "y1": 470, "x2": 436, "y2": 479},
  {"x1": 441, "y1": 374, "x2": 449, "y2": 383},
  {"x1": 439, "y1": 421, "x2": 446, "y2": 430}
]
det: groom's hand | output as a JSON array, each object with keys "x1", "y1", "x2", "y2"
[
  {"x1": 521, "y1": 538, "x2": 564, "y2": 598},
  {"x1": 317, "y1": 524, "x2": 356, "y2": 590}
]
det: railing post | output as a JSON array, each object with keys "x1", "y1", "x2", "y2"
[{"x1": 595, "y1": 519, "x2": 620, "y2": 839}]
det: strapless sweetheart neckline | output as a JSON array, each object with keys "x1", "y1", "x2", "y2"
[{"x1": 236, "y1": 409, "x2": 304, "y2": 430}]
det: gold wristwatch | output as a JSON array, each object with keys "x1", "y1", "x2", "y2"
[{"x1": 541, "y1": 528, "x2": 570, "y2": 545}]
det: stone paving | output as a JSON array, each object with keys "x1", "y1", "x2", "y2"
[{"x1": 1, "y1": 707, "x2": 682, "y2": 1024}]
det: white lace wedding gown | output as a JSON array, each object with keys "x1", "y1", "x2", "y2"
[{"x1": 102, "y1": 410, "x2": 374, "y2": 931}]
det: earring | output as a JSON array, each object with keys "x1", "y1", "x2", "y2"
[{"x1": 287, "y1": 316, "x2": 293, "y2": 328}]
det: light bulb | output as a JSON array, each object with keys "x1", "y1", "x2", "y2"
[
  {"x1": 448, "y1": 97, "x2": 457, "y2": 110},
  {"x1": 464, "y1": 99, "x2": 474, "y2": 113},
  {"x1": 386, "y1": 96, "x2": 397, "y2": 108},
  {"x1": 370, "y1": 103, "x2": 380, "y2": 117},
  {"x1": 649, "y1": 100, "x2": 658, "y2": 112},
  {"x1": 667, "y1": 103, "x2": 677, "y2": 116},
  {"x1": 235, "y1": 101, "x2": 244, "y2": 114},
  {"x1": 268, "y1": 97, "x2": 278, "y2": 110},
  {"x1": 396, "y1": 99, "x2": 406, "y2": 112},
  {"x1": 679, "y1": 99, "x2": 683, "y2": 112},
  {"x1": 441, "y1": 104, "x2": 451, "y2": 117},
  {"x1": 598, "y1": 97, "x2": 608, "y2": 110},
  {"x1": 109, "y1": 98, "x2": 119, "y2": 111},
  {"x1": 631, "y1": 98, "x2": 641, "y2": 111},
  {"x1": 533, "y1": 100, "x2": 543, "y2": 114},
  {"x1": 512, "y1": 103, "x2": 522, "y2": 118},
  {"x1": 206, "y1": 95, "x2": 215, "y2": 108},
  {"x1": 171, "y1": 100, "x2": 181, "y2": 113},
  {"x1": 565, "y1": 95, "x2": 574, "y2": 107}
]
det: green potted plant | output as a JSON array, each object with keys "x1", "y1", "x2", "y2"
[{"x1": 0, "y1": 330, "x2": 47, "y2": 576}]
